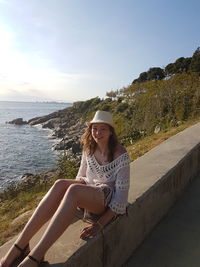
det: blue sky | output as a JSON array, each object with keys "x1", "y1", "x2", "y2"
[{"x1": 0, "y1": 0, "x2": 199, "y2": 103}]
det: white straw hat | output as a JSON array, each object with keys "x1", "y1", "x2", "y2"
[{"x1": 90, "y1": 110, "x2": 114, "y2": 127}]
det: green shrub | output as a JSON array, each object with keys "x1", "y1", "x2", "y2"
[
  {"x1": 57, "y1": 155, "x2": 79, "y2": 179},
  {"x1": 116, "y1": 102, "x2": 129, "y2": 112}
]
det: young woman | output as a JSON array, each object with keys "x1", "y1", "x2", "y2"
[{"x1": 0, "y1": 110, "x2": 130, "y2": 267}]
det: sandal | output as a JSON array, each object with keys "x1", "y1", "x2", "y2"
[
  {"x1": 28, "y1": 255, "x2": 48, "y2": 266},
  {"x1": 0, "y1": 243, "x2": 30, "y2": 267},
  {"x1": 14, "y1": 244, "x2": 30, "y2": 264}
]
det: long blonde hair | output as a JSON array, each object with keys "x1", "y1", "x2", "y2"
[{"x1": 80, "y1": 124, "x2": 118, "y2": 162}]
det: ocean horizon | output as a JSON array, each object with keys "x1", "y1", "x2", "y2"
[{"x1": 0, "y1": 101, "x2": 71, "y2": 191}]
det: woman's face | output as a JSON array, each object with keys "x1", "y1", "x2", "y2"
[{"x1": 91, "y1": 123, "x2": 112, "y2": 145}]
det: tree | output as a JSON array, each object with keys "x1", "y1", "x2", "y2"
[
  {"x1": 165, "y1": 63, "x2": 175, "y2": 76},
  {"x1": 138, "y1": 72, "x2": 148, "y2": 82},
  {"x1": 165, "y1": 57, "x2": 191, "y2": 76},
  {"x1": 132, "y1": 78, "x2": 138, "y2": 84},
  {"x1": 173, "y1": 57, "x2": 191, "y2": 73},
  {"x1": 132, "y1": 68, "x2": 165, "y2": 84},
  {"x1": 174, "y1": 57, "x2": 186, "y2": 73},
  {"x1": 132, "y1": 72, "x2": 148, "y2": 84},
  {"x1": 190, "y1": 47, "x2": 200, "y2": 72},
  {"x1": 147, "y1": 67, "x2": 165, "y2": 81},
  {"x1": 106, "y1": 90, "x2": 117, "y2": 99}
]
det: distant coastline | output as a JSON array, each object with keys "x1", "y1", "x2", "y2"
[
  {"x1": 36, "y1": 101, "x2": 72, "y2": 104},
  {"x1": 0, "y1": 100, "x2": 72, "y2": 105}
]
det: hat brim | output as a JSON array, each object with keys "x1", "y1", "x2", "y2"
[{"x1": 88, "y1": 120, "x2": 114, "y2": 127}]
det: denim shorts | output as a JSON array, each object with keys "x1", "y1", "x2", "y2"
[
  {"x1": 98, "y1": 183, "x2": 113, "y2": 207},
  {"x1": 83, "y1": 183, "x2": 113, "y2": 223}
]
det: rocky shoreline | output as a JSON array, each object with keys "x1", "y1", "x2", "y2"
[{"x1": 8, "y1": 106, "x2": 86, "y2": 155}]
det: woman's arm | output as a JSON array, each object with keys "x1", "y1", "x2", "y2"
[
  {"x1": 108, "y1": 156, "x2": 130, "y2": 214},
  {"x1": 96, "y1": 207, "x2": 116, "y2": 228},
  {"x1": 76, "y1": 151, "x2": 87, "y2": 182}
]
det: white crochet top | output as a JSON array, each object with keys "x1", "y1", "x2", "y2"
[{"x1": 76, "y1": 151, "x2": 130, "y2": 214}]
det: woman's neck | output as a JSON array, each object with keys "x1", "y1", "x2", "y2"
[
  {"x1": 94, "y1": 144, "x2": 110, "y2": 165},
  {"x1": 96, "y1": 144, "x2": 109, "y2": 156}
]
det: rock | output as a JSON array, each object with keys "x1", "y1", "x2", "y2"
[
  {"x1": 170, "y1": 119, "x2": 176, "y2": 127},
  {"x1": 26, "y1": 106, "x2": 86, "y2": 154},
  {"x1": 11, "y1": 210, "x2": 33, "y2": 226},
  {"x1": 42, "y1": 118, "x2": 60, "y2": 129},
  {"x1": 28, "y1": 116, "x2": 44, "y2": 125},
  {"x1": 21, "y1": 173, "x2": 34, "y2": 180},
  {"x1": 53, "y1": 139, "x2": 75, "y2": 151},
  {"x1": 52, "y1": 127, "x2": 66, "y2": 138},
  {"x1": 177, "y1": 121, "x2": 182, "y2": 126},
  {"x1": 154, "y1": 125, "x2": 161, "y2": 134},
  {"x1": 72, "y1": 142, "x2": 81, "y2": 154},
  {"x1": 7, "y1": 118, "x2": 28, "y2": 125}
]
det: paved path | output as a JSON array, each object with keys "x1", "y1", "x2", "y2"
[{"x1": 124, "y1": 173, "x2": 200, "y2": 267}]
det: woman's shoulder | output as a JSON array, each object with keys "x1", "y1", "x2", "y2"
[{"x1": 113, "y1": 143, "x2": 128, "y2": 160}]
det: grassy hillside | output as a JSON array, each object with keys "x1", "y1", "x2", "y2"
[{"x1": 74, "y1": 73, "x2": 200, "y2": 143}]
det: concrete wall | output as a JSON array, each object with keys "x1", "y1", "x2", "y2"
[{"x1": 64, "y1": 122, "x2": 200, "y2": 267}]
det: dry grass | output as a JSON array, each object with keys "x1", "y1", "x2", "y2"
[
  {"x1": 0, "y1": 191, "x2": 45, "y2": 246},
  {"x1": 127, "y1": 117, "x2": 200, "y2": 161}
]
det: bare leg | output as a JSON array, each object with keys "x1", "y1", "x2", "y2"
[
  {"x1": 1, "y1": 179, "x2": 82, "y2": 267},
  {"x1": 19, "y1": 184, "x2": 105, "y2": 267}
]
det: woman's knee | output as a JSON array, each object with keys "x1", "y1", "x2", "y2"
[
  {"x1": 67, "y1": 184, "x2": 83, "y2": 198},
  {"x1": 52, "y1": 179, "x2": 70, "y2": 192}
]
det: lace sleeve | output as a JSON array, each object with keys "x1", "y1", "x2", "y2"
[
  {"x1": 76, "y1": 151, "x2": 87, "y2": 180},
  {"x1": 108, "y1": 162, "x2": 130, "y2": 214}
]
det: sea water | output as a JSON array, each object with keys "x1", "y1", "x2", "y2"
[{"x1": 0, "y1": 101, "x2": 71, "y2": 190}]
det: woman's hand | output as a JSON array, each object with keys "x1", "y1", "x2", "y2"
[
  {"x1": 77, "y1": 178, "x2": 86, "y2": 184},
  {"x1": 80, "y1": 223, "x2": 101, "y2": 239}
]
